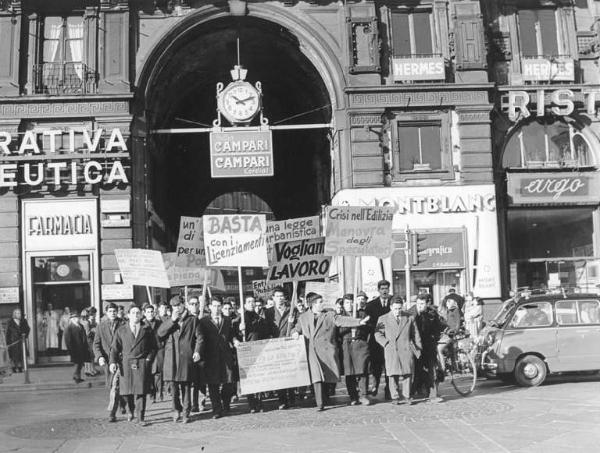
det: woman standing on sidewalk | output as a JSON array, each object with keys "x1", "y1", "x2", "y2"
[{"x1": 6, "y1": 309, "x2": 30, "y2": 373}]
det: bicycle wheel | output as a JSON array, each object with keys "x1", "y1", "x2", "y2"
[{"x1": 450, "y1": 348, "x2": 477, "y2": 396}]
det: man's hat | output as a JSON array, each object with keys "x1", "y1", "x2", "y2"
[
  {"x1": 357, "y1": 291, "x2": 367, "y2": 298},
  {"x1": 343, "y1": 293, "x2": 354, "y2": 300},
  {"x1": 306, "y1": 292, "x2": 322, "y2": 305}
]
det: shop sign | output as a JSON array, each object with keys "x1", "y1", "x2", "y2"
[
  {"x1": 210, "y1": 130, "x2": 273, "y2": 178},
  {"x1": 324, "y1": 206, "x2": 395, "y2": 258},
  {"x1": 266, "y1": 237, "x2": 331, "y2": 284},
  {"x1": 503, "y1": 88, "x2": 600, "y2": 121},
  {"x1": 101, "y1": 284, "x2": 133, "y2": 301},
  {"x1": 507, "y1": 172, "x2": 600, "y2": 205},
  {"x1": 0, "y1": 287, "x2": 19, "y2": 304},
  {"x1": 392, "y1": 57, "x2": 445, "y2": 81},
  {"x1": 203, "y1": 214, "x2": 268, "y2": 267},
  {"x1": 392, "y1": 231, "x2": 465, "y2": 270},
  {"x1": 23, "y1": 199, "x2": 98, "y2": 251},
  {"x1": 522, "y1": 57, "x2": 574, "y2": 82}
]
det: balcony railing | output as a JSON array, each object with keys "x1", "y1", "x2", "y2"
[{"x1": 33, "y1": 62, "x2": 98, "y2": 95}]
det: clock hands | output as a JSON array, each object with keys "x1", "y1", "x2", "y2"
[{"x1": 235, "y1": 95, "x2": 256, "y2": 105}]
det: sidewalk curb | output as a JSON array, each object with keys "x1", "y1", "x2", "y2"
[{"x1": 0, "y1": 379, "x2": 105, "y2": 392}]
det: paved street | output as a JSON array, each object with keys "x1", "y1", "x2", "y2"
[{"x1": 1, "y1": 373, "x2": 599, "y2": 453}]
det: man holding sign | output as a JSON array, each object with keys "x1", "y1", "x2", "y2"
[{"x1": 292, "y1": 293, "x2": 369, "y2": 411}]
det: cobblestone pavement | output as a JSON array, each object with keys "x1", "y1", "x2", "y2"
[{"x1": 1, "y1": 374, "x2": 600, "y2": 453}]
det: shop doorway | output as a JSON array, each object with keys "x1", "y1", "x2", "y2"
[
  {"x1": 138, "y1": 15, "x2": 334, "y2": 249},
  {"x1": 393, "y1": 269, "x2": 463, "y2": 306}
]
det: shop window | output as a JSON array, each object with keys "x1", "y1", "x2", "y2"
[
  {"x1": 518, "y1": 9, "x2": 559, "y2": 58},
  {"x1": 509, "y1": 302, "x2": 553, "y2": 328},
  {"x1": 33, "y1": 15, "x2": 97, "y2": 95},
  {"x1": 503, "y1": 119, "x2": 593, "y2": 169},
  {"x1": 394, "y1": 121, "x2": 450, "y2": 175},
  {"x1": 391, "y1": 10, "x2": 434, "y2": 57}
]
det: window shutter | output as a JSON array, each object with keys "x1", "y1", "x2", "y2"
[
  {"x1": 391, "y1": 12, "x2": 411, "y2": 57},
  {"x1": 454, "y1": 2, "x2": 486, "y2": 69},
  {"x1": 413, "y1": 12, "x2": 433, "y2": 56},
  {"x1": 397, "y1": 125, "x2": 420, "y2": 171},
  {"x1": 420, "y1": 125, "x2": 442, "y2": 170},
  {"x1": 538, "y1": 9, "x2": 558, "y2": 57},
  {"x1": 518, "y1": 10, "x2": 538, "y2": 57}
]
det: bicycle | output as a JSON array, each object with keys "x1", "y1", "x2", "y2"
[{"x1": 439, "y1": 332, "x2": 478, "y2": 396}]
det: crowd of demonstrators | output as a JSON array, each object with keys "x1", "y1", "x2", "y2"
[{"x1": 82, "y1": 281, "x2": 481, "y2": 426}]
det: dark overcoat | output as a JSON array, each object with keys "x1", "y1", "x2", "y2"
[
  {"x1": 364, "y1": 297, "x2": 391, "y2": 366},
  {"x1": 375, "y1": 311, "x2": 422, "y2": 376},
  {"x1": 157, "y1": 315, "x2": 200, "y2": 383},
  {"x1": 293, "y1": 310, "x2": 361, "y2": 384},
  {"x1": 237, "y1": 310, "x2": 270, "y2": 341},
  {"x1": 93, "y1": 317, "x2": 124, "y2": 385},
  {"x1": 144, "y1": 317, "x2": 165, "y2": 375},
  {"x1": 6, "y1": 318, "x2": 30, "y2": 364},
  {"x1": 197, "y1": 315, "x2": 237, "y2": 385},
  {"x1": 109, "y1": 323, "x2": 157, "y2": 395},
  {"x1": 339, "y1": 311, "x2": 370, "y2": 376},
  {"x1": 264, "y1": 306, "x2": 294, "y2": 338},
  {"x1": 64, "y1": 322, "x2": 91, "y2": 364}
]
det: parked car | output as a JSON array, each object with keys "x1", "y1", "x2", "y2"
[{"x1": 478, "y1": 289, "x2": 600, "y2": 386}]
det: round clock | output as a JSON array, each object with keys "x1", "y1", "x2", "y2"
[
  {"x1": 56, "y1": 263, "x2": 70, "y2": 278},
  {"x1": 218, "y1": 81, "x2": 261, "y2": 124}
]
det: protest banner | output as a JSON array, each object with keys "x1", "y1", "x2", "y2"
[
  {"x1": 203, "y1": 214, "x2": 268, "y2": 267},
  {"x1": 266, "y1": 237, "x2": 331, "y2": 284},
  {"x1": 304, "y1": 281, "x2": 342, "y2": 309},
  {"x1": 236, "y1": 337, "x2": 311, "y2": 394},
  {"x1": 101, "y1": 284, "x2": 134, "y2": 301},
  {"x1": 252, "y1": 280, "x2": 278, "y2": 300},
  {"x1": 114, "y1": 249, "x2": 170, "y2": 288},
  {"x1": 163, "y1": 252, "x2": 225, "y2": 289},
  {"x1": 266, "y1": 215, "x2": 320, "y2": 243},
  {"x1": 324, "y1": 206, "x2": 395, "y2": 258},
  {"x1": 175, "y1": 216, "x2": 206, "y2": 267}
]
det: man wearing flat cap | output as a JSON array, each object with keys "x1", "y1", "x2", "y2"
[
  {"x1": 64, "y1": 310, "x2": 90, "y2": 384},
  {"x1": 292, "y1": 292, "x2": 369, "y2": 411}
]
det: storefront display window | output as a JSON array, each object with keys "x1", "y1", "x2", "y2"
[
  {"x1": 503, "y1": 118, "x2": 592, "y2": 168},
  {"x1": 32, "y1": 255, "x2": 91, "y2": 360}
]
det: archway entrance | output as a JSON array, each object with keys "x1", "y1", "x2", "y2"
[{"x1": 142, "y1": 16, "x2": 333, "y2": 249}]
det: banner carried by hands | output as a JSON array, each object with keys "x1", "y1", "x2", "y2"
[{"x1": 266, "y1": 237, "x2": 331, "y2": 284}]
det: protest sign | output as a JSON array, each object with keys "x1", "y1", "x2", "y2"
[
  {"x1": 237, "y1": 337, "x2": 311, "y2": 394},
  {"x1": 324, "y1": 206, "x2": 395, "y2": 258},
  {"x1": 252, "y1": 280, "x2": 278, "y2": 300},
  {"x1": 266, "y1": 237, "x2": 331, "y2": 284},
  {"x1": 304, "y1": 281, "x2": 342, "y2": 309},
  {"x1": 101, "y1": 284, "x2": 133, "y2": 301},
  {"x1": 114, "y1": 249, "x2": 170, "y2": 288},
  {"x1": 203, "y1": 214, "x2": 268, "y2": 267},
  {"x1": 175, "y1": 216, "x2": 206, "y2": 267},
  {"x1": 163, "y1": 252, "x2": 224, "y2": 288},
  {"x1": 266, "y1": 215, "x2": 320, "y2": 243}
]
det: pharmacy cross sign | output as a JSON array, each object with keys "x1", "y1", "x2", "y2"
[{"x1": 150, "y1": 64, "x2": 332, "y2": 179}]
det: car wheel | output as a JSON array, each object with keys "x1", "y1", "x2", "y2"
[{"x1": 514, "y1": 355, "x2": 547, "y2": 387}]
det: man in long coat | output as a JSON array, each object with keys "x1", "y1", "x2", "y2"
[
  {"x1": 364, "y1": 280, "x2": 392, "y2": 399},
  {"x1": 197, "y1": 296, "x2": 239, "y2": 419},
  {"x1": 109, "y1": 304, "x2": 157, "y2": 426},
  {"x1": 93, "y1": 302, "x2": 126, "y2": 421},
  {"x1": 264, "y1": 286, "x2": 297, "y2": 409},
  {"x1": 375, "y1": 296, "x2": 422, "y2": 405},
  {"x1": 157, "y1": 296, "x2": 201, "y2": 423},
  {"x1": 339, "y1": 295, "x2": 371, "y2": 405},
  {"x1": 292, "y1": 292, "x2": 369, "y2": 411},
  {"x1": 64, "y1": 311, "x2": 91, "y2": 383},
  {"x1": 5, "y1": 308, "x2": 30, "y2": 373}
]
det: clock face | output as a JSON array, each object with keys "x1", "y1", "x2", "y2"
[{"x1": 219, "y1": 82, "x2": 260, "y2": 124}]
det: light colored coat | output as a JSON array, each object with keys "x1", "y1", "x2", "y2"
[
  {"x1": 374, "y1": 311, "x2": 422, "y2": 377},
  {"x1": 293, "y1": 310, "x2": 361, "y2": 384}
]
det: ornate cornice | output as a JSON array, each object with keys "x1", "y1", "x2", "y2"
[{"x1": 0, "y1": 95, "x2": 133, "y2": 119}]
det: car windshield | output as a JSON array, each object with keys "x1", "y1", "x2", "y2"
[{"x1": 489, "y1": 299, "x2": 517, "y2": 327}]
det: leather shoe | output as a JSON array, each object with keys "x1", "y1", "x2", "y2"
[
  {"x1": 317, "y1": 406, "x2": 325, "y2": 412},
  {"x1": 359, "y1": 397, "x2": 372, "y2": 406},
  {"x1": 350, "y1": 399, "x2": 360, "y2": 406},
  {"x1": 172, "y1": 411, "x2": 181, "y2": 423},
  {"x1": 212, "y1": 412, "x2": 222, "y2": 419},
  {"x1": 137, "y1": 420, "x2": 149, "y2": 427},
  {"x1": 182, "y1": 417, "x2": 190, "y2": 424},
  {"x1": 108, "y1": 415, "x2": 116, "y2": 423},
  {"x1": 127, "y1": 413, "x2": 134, "y2": 422},
  {"x1": 278, "y1": 403, "x2": 288, "y2": 410}
]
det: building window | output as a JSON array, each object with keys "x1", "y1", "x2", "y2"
[
  {"x1": 396, "y1": 122, "x2": 443, "y2": 172},
  {"x1": 391, "y1": 10, "x2": 434, "y2": 57},
  {"x1": 503, "y1": 118, "x2": 593, "y2": 169},
  {"x1": 518, "y1": 9, "x2": 559, "y2": 58},
  {"x1": 34, "y1": 15, "x2": 96, "y2": 95}
]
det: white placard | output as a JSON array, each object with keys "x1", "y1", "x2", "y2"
[
  {"x1": 175, "y1": 216, "x2": 206, "y2": 267},
  {"x1": 163, "y1": 252, "x2": 224, "y2": 288},
  {"x1": 0, "y1": 287, "x2": 19, "y2": 304},
  {"x1": 237, "y1": 337, "x2": 311, "y2": 394},
  {"x1": 266, "y1": 237, "x2": 331, "y2": 284},
  {"x1": 304, "y1": 281, "x2": 342, "y2": 309},
  {"x1": 114, "y1": 249, "x2": 170, "y2": 289},
  {"x1": 266, "y1": 216, "x2": 320, "y2": 244},
  {"x1": 203, "y1": 214, "x2": 268, "y2": 267},
  {"x1": 252, "y1": 280, "x2": 278, "y2": 301},
  {"x1": 101, "y1": 284, "x2": 133, "y2": 301}
]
